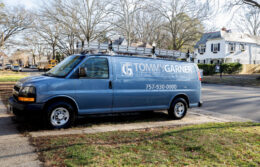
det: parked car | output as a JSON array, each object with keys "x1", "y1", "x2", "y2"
[
  {"x1": 5, "y1": 64, "x2": 12, "y2": 70},
  {"x1": 0, "y1": 64, "x2": 3, "y2": 70},
  {"x1": 9, "y1": 54, "x2": 202, "y2": 129},
  {"x1": 30, "y1": 65, "x2": 37, "y2": 69},
  {"x1": 12, "y1": 65, "x2": 22, "y2": 72}
]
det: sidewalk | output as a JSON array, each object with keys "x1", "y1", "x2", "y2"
[{"x1": 0, "y1": 99, "x2": 41, "y2": 167}]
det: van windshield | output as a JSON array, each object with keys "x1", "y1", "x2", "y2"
[{"x1": 44, "y1": 55, "x2": 84, "y2": 77}]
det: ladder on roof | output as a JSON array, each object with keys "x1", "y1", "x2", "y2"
[{"x1": 75, "y1": 42, "x2": 187, "y2": 60}]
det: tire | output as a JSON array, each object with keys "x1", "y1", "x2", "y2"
[
  {"x1": 168, "y1": 98, "x2": 188, "y2": 119},
  {"x1": 45, "y1": 101, "x2": 76, "y2": 129},
  {"x1": 12, "y1": 108, "x2": 23, "y2": 116}
]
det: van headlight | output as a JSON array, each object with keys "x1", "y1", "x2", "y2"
[{"x1": 18, "y1": 86, "x2": 36, "y2": 102}]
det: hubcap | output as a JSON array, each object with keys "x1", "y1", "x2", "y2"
[
  {"x1": 50, "y1": 107, "x2": 70, "y2": 126},
  {"x1": 174, "y1": 102, "x2": 185, "y2": 117}
]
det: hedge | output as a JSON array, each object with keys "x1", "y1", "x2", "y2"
[
  {"x1": 198, "y1": 63, "x2": 242, "y2": 75},
  {"x1": 197, "y1": 64, "x2": 216, "y2": 75}
]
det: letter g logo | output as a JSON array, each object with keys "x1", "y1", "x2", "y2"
[{"x1": 122, "y1": 63, "x2": 133, "y2": 77}]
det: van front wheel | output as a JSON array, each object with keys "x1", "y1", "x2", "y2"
[
  {"x1": 46, "y1": 101, "x2": 75, "y2": 129},
  {"x1": 168, "y1": 98, "x2": 187, "y2": 119}
]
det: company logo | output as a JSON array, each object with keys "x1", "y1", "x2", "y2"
[{"x1": 122, "y1": 63, "x2": 133, "y2": 77}]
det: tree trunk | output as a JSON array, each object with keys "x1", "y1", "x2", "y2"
[{"x1": 52, "y1": 45, "x2": 55, "y2": 60}]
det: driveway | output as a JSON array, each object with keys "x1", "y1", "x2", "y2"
[
  {"x1": 0, "y1": 98, "x2": 41, "y2": 167},
  {"x1": 201, "y1": 84, "x2": 260, "y2": 122}
]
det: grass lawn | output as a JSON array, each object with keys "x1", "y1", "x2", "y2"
[
  {"x1": 0, "y1": 71, "x2": 29, "y2": 82},
  {"x1": 31, "y1": 122, "x2": 260, "y2": 167},
  {"x1": 202, "y1": 74, "x2": 260, "y2": 87}
]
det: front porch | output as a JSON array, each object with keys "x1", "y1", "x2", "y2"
[{"x1": 196, "y1": 58, "x2": 225, "y2": 64}]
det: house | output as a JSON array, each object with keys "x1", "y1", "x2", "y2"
[
  {"x1": 10, "y1": 49, "x2": 32, "y2": 67},
  {"x1": 0, "y1": 52, "x2": 9, "y2": 66},
  {"x1": 194, "y1": 28, "x2": 260, "y2": 64}
]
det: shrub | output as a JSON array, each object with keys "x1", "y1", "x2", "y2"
[
  {"x1": 197, "y1": 64, "x2": 216, "y2": 75},
  {"x1": 221, "y1": 63, "x2": 242, "y2": 74},
  {"x1": 198, "y1": 63, "x2": 242, "y2": 75}
]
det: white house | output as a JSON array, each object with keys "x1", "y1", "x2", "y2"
[{"x1": 194, "y1": 28, "x2": 260, "y2": 64}]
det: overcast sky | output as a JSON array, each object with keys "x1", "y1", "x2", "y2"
[
  {"x1": 2, "y1": 0, "x2": 237, "y2": 32},
  {"x1": 2, "y1": 0, "x2": 40, "y2": 9}
]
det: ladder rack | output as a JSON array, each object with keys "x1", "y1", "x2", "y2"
[{"x1": 76, "y1": 42, "x2": 186, "y2": 60}]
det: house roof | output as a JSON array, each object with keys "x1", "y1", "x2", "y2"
[
  {"x1": 222, "y1": 32, "x2": 260, "y2": 44},
  {"x1": 195, "y1": 30, "x2": 260, "y2": 48},
  {"x1": 113, "y1": 37, "x2": 125, "y2": 45},
  {"x1": 194, "y1": 31, "x2": 221, "y2": 48}
]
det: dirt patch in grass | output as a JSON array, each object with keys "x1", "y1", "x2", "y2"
[
  {"x1": 202, "y1": 74, "x2": 260, "y2": 87},
  {"x1": 31, "y1": 122, "x2": 260, "y2": 167}
]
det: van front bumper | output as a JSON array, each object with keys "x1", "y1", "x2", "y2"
[
  {"x1": 8, "y1": 97, "x2": 45, "y2": 116},
  {"x1": 198, "y1": 101, "x2": 203, "y2": 107}
]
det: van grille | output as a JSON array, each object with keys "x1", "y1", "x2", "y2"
[{"x1": 14, "y1": 85, "x2": 20, "y2": 92}]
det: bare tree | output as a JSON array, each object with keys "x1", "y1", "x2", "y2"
[
  {"x1": 110, "y1": 0, "x2": 145, "y2": 45},
  {"x1": 0, "y1": 6, "x2": 31, "y2": 49},
  {"x1": 23, "y1": 33, "x2": 46, "y2": 65},
  {"x1": 235, "y1": 7, "x2": 260, "y2": 35},
  {"x1": 33, "y1": 18, "x2": 61, "y2": 60},
  {"x1": 226, "y1": 0, "x2": 260, "y2": 9},
  {"x1": 42, "y1": 0, "x2": 111, "y2": 46},
  {"x1": 153, "y1": 0, "x2": 208, "y2": 51},
  {"x1": 134, "y1": 7, "x2": 163, "y2": 45}
]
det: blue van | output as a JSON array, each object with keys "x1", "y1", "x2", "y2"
[{"x1": 9, "y1": 54, "x2": 202, "y2": 128}]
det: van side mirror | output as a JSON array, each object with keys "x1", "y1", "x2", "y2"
[{"x1": 79, "y1": 67, "x2": 87, "y2": 78}]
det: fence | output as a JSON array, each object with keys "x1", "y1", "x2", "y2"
[{"x1": 240, "y1": 64, "x2": 260, "y2": 74}]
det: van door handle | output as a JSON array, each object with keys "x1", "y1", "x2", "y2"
[{"x1": 109, "y1": 81, "x2": 112, "y2": 89}]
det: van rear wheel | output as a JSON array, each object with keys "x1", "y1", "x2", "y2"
[
  {"x1": 45, "y1": 101, "x2": 76, "y2": 129},
  {"x1": 168, "y1": 98, "x2": 187, "y2": 119}
]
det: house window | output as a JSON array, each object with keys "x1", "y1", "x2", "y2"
[
  {"x1": 198, "y1": 44, "x2": 206, "y2": 54},
  {"x1": 228, "y1": 43, "x2": 236, "y2": 53},
  {"x1": 211, "y1": 43, "x2": 220, "y2": 53},
  {"x1": 239, "y1": 44, "x2": 245, "y2": 51}
]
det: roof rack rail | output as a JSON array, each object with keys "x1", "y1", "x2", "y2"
[{"x1": 76, "y1": 42, "x2": 186, "y2": 60}]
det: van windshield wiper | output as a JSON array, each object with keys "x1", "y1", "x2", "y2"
[
  {"x1": 42, "y1": 73, "x2": 55, "y2": 77},
  {"x1": 42, "y1": 73, "x2": 64, "y2": 78}
]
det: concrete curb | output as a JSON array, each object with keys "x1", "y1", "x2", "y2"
[
  {"x1": 30, "y1": 111, "x2": 229, "y2": 138},
  {"x1": 190, "y1": 108, "x2": 257, "y2": 123}
]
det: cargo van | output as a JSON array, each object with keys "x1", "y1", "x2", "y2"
[{"x1": 9, "y1": 54, "x2": 202, "y2": 129}]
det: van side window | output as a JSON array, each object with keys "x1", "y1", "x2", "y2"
[{"x1": 80, "y1": 58, "x2": 109, "y2": 79}]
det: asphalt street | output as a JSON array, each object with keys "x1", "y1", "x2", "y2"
[
  {"x1": 201, "y1": 84, "x2": 260, "y2": 122},
  {"x1": 21, "y1": 68, "x2": 44, "y2": 76}
]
